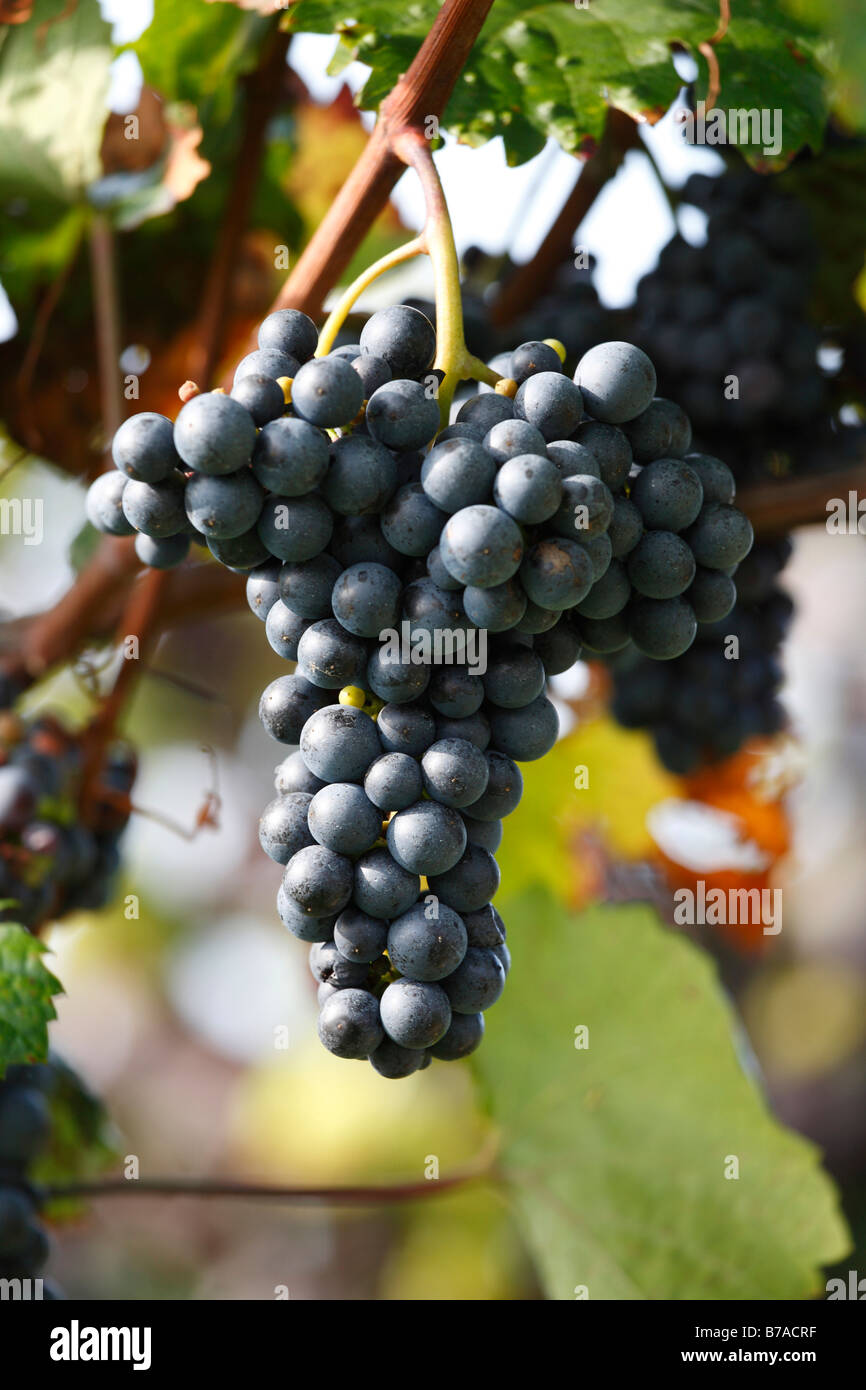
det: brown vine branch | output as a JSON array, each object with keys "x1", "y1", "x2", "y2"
[
  {"x1": 190, "y1": 24, "x2": 293, "y2": 386},
  {"x1": 490, "y1": 108, "x2": 641, "y2": 329},
  {"x1": 738, "y1": 462, "x2": 866, "y2": 537},
  {"x1": 247, "y1": 0, "x2": 495, "y2": 329},
  {"x1": 89, "y1": 212, "x2": 125, "y2": 456},
  {"x1": 43, "y1": 1148, "x2": 497, "y2": 1206}
]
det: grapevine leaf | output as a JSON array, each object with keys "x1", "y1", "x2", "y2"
[
  {"x1": 0, "y1": 923, "x2": 63, "y2": 1076},
  {"x1": 475, "y1": 891, "x2": 849, "y2": 1299},
  {"x1": 35, "y1": 1057, "x2": 118, "y2": 1201},
  {"x1": 288, "y1": 0, "x2": 829, "y2": 164},
  {"x1": 0, "y1": 0, "x2": 113, "y2": 204}
]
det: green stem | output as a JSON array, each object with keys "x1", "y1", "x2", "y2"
[
  {"x1": 464, "y1": 354, "x2": 501, "y2": 388},
  {"x1": 393, "y1": 131, "x2": 478, "y2": 426},
  {"x1": 315, "y1": 236, "x2": 427, "y2": 358}
]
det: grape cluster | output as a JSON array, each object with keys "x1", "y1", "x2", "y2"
[
  {"x1": 630, "y1": 166, "x2": 828, "y2": 481},
  {"x1": 609, "y1": 538, "x2": 792, "y2": 774},
  {"x1": 0, "y1": 710, "x2": 135, "y2": 931},
  {"x1": 98, "y1": 296, "x2": 753, "y2": 1071},
  {"x1": 0, "y1": 1060, "x2": 63, "y2": 1298}
]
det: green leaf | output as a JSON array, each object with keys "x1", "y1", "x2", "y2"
[
  {"x1": 289, "y1": 0, "x2": 830, "y2": 164},
  {"x1": 0, "y1": 0, "x2": 112, "y2": 203},
  {"x1": 130, "y1": 0, "x2": 273, "y2": 138},
  {"x1": 35, "y1": 1056, "x2": 118, "y2": 1201},
  {"x1": 0, "y1": 923, "x2": 63, "y2": 1076},
  {"x1": 475, "y1": 891, "x2": 849, "y2": 1299}
]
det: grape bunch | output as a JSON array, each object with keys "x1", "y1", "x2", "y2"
[
  {"x1": 94, "y1": 295, "x2": 753, "y2": 1073},
  {"x1": 0, "y1": 710, "x2": 135, "y2": 931},
  {"x1": 0, "y1": 1060, "x2": 64, "y2": 1298},
  {"x1": 630, "y1": 165, "x2": 829, "y2": 481},
  {"x1": 608, "y1": 537, "x2": 792, "y2": 774}
]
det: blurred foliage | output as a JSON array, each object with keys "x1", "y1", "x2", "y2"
[
  {"x1": 292, "y1": 0, "x2": 829, "y2": 164},
  {"x1": 0, "y1": 922, "x2": 62, "y2": 1072},
  {"x1": 496, "y1": 716, "x2": 676, "y2": 907},
  {"x1": 475, "y1": 890, "x2": 850, "y2": 1299}
]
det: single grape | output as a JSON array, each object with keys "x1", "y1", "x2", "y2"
[
  {"x1": 482, "y1": 418, "x2": 547, "y2": 463},
  {"x1": 533, "y1": 619, "x2": 582, "y2": 674},
  {"x1": 351, "y1": 353, "x2": 392, "y2": 397},
  {"x1": 252, "y1": 417, "x2": 329, "y2": 496},
  {"x1": 427, "y1": 666, "x2": 484, "y2": 719},
  {"x1": 259, "y1": 673, "x2": 330, "y2": 744},
  {"x1": 493, "y1": 453, "x2": 563, "y2": 524},
  {"x1": 234, "y1": 347, "x2": 299, "y2": 385},
  {"x1": 482, "y1": 647, "x2": 545, "y2": 709},
  {"x1": 331, "y1": 562, "x2": 402, "y2": 638},
  {"x1": 376, "y1": 701, "x2": 436, "y2": 757},
  {"x1": 421, "y1": 439, "x2": 497, "y2": 514},
  {"x1": 571, "y1": 421, "x2": 632, "y2": 490},
  {"x1": 291, "y1": 355, "x2": 364, "y2": 428},
  {"x1": 308, "y1": 782, "x2": 382, "y2": 857},
  {"x1": 627, "y1": 530, "x2": 697, "y2": 599},
  {"x1": 545, "y1": 439, "x2": 602, "y2": 481},
  {"x1": 683, "y1": 502, "x2": 754, "y2": 569},
  {"x1": 387, "y1": 901, "x2": 468, "y2": 982},
  {"x1": 334, "y1": 907, "x2": 388, "y2": 964},
  {"x1": 429, "y1": 1010, "x2": 485, "y2": 1060},
  {"x1": 230, "y1": 373, "x2": 286, "y2": 426},
  {"x1": 381, "y1": 483, "x2": 447, "y2": 558},
  {"x1": 433, "y1": 710, "x2": 491, "y2": 751},
  {"x1": 631, "y1": 458, "x2": 704, "y2": 532},
  {"x1": 420, "y1": 738, "x2": 489, "y2": 809},
  {"x1": 513, "y1": 371, "x2": 583, "y2": 440},
  {"x1": 112, "y1": 412, "x2": 180, "y2": 482},
  {"x1": 184, "y1": 469, "x2": 264, "y2": 539},
  {"x1": 455, "y1": 392, "x2": 513, "y2": 434},
  {"x1": 461, "y1": 815, "x2": 503, "y2": 853},
  {"x1": 283, "y1": 844, "x2": 354, "y2": 916},
  {"x1": 257, "y1": 493, "x2": 333, "y2": 562},
  {"x1": 487, "y1": 694, "x2": 559, "y2": 761},
  {"x1": 428, "y1": 844, "x2": 500, "y2": 914},
  {"x1": 575, "y1": 612, "x2": 631, "y2": 652},
  {"x1": 366, "y1": 646, "x2": 431, "y2": 705},
  {"x1": 509, "y1": 340, "x2": 563, "y2": 383},
  {"x1": 386, "y1": 800, "x2": 467, "y2": 876},
  {"x1": 364, "y1": 752, "x2": 423, "y2": 811},
  {"x1": 369, "y1": 1037, "x2": 425, "y2": 1078},
  {"x1": 275, "y1": 750, "x2": 326, "y2": 796},
  {"x1": 135, "y1": 532, "x2": 190, "y2": 569},
  {"x1": 463, "y1": 751, "x2": 522, "y2": 821},
  {"x1": 628, "y1": 595, "x2": 697, "y2": 660},
  {"x1": 379, "y1": 978, "x2": 451, "y2": 1049},
  {"x1": 520, "y1": 537, "x2": 593, "y2": 611},
  {"x1": 278, "y1": 553, "x2": 342, "y2": 620},
  {"x1": 207, "y1": 528, "x2": 269, "y2": 571},
  {"x1": 258, "y1": 792, "x2": 314, "y2": 865},
  {"x1": 574, "y1": 559, "x2": 630, "y2": 619},
  {"x1": 441, "y1": 946, "x2": 505, "y2": 1013},
  {"x1": 297, "y1": 619, "x2": 368, "y2": 690},
  {"x1": 300, "y1": 704, "x2": 382, "y2": 783},
  {"x1": 440, "y1": 505, "x2": 523, "y2": 588},
  {"x1": 353, "y1": 847, "x2": 420, "y2": 919},
  {"x1": 365, "y1": 379, "x2": 440, "y2": 452},
  {"x1": 550, "y1": 474, "x2": 614, "y2": 541},
  {"x1": 360, "y1": 305, "x2": 436, "y2": 379},
  {"x1": 265, "y1": 599, "x2": 312, "y2": 661},
  {"x1": 462, "y1": 902, "x2": 506, "y2": 948},
  {"x1": 426, "y1": 544, "x2": 462, "y2": 592},
  {"x1": 174, "y1": 392, "x2": 256, "y2": 475},
  {"x1": 323, "y1": 435, "x2": 397, "y2": 516},
  {"x1": 86, "y1": 471, "x2": 135, "y2": 536},
  {"x1": 258, "y1": 308, "x2": 318, "y2": 363},
  {"x1": 462, "y1": 579, "x2": 526, "y2": 632},
  {"x1": 318, "y1": 989, "x2": 383, "y2": 1059},
  {"x1": 122, "y1": 475, "x2": 187, "y2": 538},
  {"x1": 246, "y1": 561, "x2": 281, "y2": 621},
  {"x1": 575, "y1": 341, "x2": 656, "y2": 424},
  {"x1": 608, "y1": 495, "x2": 644, "y2": 558}
]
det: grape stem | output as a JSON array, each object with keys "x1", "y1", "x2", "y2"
[
  {"x1": 315, "y1": 236, "x2": 427, "y2": 356},
  {"x1": 392, "y1": 128, "x2": 492, "y2": 425}
]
